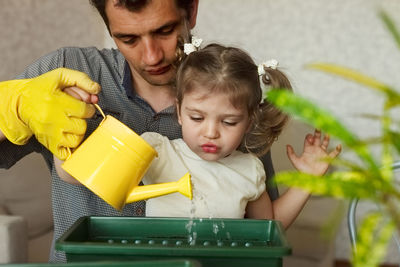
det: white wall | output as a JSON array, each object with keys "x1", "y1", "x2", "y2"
[
  {"x1": 192, "y1": 0, "x2": 400, "y2": 263},
  {"x1": 195, "y1": 0, "x2": 400, "y2": 145}
]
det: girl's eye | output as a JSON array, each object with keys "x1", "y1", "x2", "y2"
[
  {"x1": 223, "y1": 121, "x2": 237, "y2": 126},
  {"x1": 190, "y1": 116, "x2": 203, "y2": 122}
]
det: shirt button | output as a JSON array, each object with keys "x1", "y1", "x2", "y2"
[{"x1": 136, "y1": 207, "x2": 144, "y2": 215}]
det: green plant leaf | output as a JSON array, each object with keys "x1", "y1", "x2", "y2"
[
  {"x1": 267, "y1": 90, "x2": 377, "y2": 169},
  {"x1": 379, "y1": 10, "x2": 400, "y2": 50},
  {"x1": 352, "y1": 213, "x2": 395, "y2": 267},
  {"x1": 307, "y1": 63, "x2": 400, "y2": 108},
  {"x1": 274, "y1": 171, "x2": 379, "y2": 199},
  {"x1": 389, "y1": 130, "x2": 400, "y2": 154},
  {"x1": 381, "y1": 111, "x2": 394, "y2": 182},
  {"x1": 358, "y1": 131, "x2": 400, "y2": 155},
  {"x1": 267, "y1": 90, "x2": 356, "y2": 144},
  {"x1": 329, "y1": 157, "x2": 370, "y2": 173}
]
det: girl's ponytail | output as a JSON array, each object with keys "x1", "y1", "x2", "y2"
[{"x1": 244, "y1": 63, "x2": 292, "y2": 156}]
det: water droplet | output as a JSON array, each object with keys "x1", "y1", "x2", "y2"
[
  {"x1": 213, "y1": 223, "x2": 219, "y2": 234},
  {"x1": 226, "y1": 232, "x2": 231, "y2": 240}
]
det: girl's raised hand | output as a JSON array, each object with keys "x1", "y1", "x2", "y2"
[{"x1": 286, "y1": 129, "x2": 341, "y2": 176}]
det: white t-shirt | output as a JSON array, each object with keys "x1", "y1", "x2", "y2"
[{"x1": 141, "y1": 132, "x2": 266, "y2": 218}]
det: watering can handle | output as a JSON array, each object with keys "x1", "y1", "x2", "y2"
[
  {"x1": 94, "y1": 104, "x2": 106, "y2": 121},
  {"x1": 65, "y1": 104, "x2": 106, "y2": 159}
]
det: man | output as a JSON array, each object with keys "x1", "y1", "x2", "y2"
[{"x1": 0, "y1": 0, "x2": 276, "y2": 262}]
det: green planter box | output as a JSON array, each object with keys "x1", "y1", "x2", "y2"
[
  {"x1": 56, "y1": 216, "x2": 291, "y2": 267},
  {"x1": 0, "y1": 260, "x2": 198, "y2": 267}
]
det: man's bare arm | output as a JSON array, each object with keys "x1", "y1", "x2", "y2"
[{"x1": 0, "y1": 129, "x2": 5, "y2": 142}]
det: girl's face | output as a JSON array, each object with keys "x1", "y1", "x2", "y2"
[{"x1": 177, "y1": 88, "x2": 251, "y2": 161}]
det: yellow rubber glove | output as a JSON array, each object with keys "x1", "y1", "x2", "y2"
[{"x1": 0, "y1": 68, "x2": 101, "y2": 160}]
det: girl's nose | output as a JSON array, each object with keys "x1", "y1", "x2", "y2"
[
  {"x1": 142, "y1": 37, "x2": 163, "y2": 66},
  {"x1": 203, "y1": 122, "x2": 220, "y2": 139}
]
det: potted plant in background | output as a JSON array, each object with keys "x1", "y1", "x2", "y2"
[{"x1": 267, "y1": 10, "x2": 400, "y2": 267}]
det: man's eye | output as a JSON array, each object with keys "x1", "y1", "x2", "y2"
[
  {"x1": 158, "y1": 25, "x2": 175, "y2": 36},
  {"x1": 122, "y1": 38, "x2": 137, "y2": 45}
]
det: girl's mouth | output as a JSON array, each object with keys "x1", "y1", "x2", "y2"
[{"x1": 201, "y1": 144, "x2": 218, "y2": 153}]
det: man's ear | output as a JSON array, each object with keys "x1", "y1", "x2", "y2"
[{"x1": 188, "y1": 0, "x2": 199, "y2": 29}]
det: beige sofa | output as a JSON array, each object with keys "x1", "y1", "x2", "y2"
[
  {"x1": 284, "y1": 195, "x2": 342, "y2": 267},
  {"x1": 0, "y1": 153, "x2": 53, "y2": 263}
]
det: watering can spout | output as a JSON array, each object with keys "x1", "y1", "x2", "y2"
[{"x1": 126, "y1": 173, "x2": 192, "y2": 204}]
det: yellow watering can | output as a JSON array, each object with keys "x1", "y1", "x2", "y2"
[{"x1": 61, "y1": 104, "x2": 192, "y2": 211}]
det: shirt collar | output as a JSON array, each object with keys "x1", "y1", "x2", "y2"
[{"x1": 122, "y1": 62, "x2": 135, "y2": 99}]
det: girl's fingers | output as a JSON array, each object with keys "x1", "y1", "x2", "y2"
[
  {"x1": 321, "y1": 134, "x2": 330, "y2": 150},
  {"x1": 304, "y1": 133, "x2": 314, "y2": 146},
  {"x1": 313, "y1": 129, "x2": 322, "y2": 146},
  {"x1": 286, "y1": 144, "x2": 299, "y2": 165},
  {"x1": 328, "y1": 144, "x2": 342, "y2": 158}
]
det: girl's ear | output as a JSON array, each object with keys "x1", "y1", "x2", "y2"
[
  {"x1": 246, "y1": 115, "x2": 254, "y2": 133},
  {"x1": 176, "y1": 101, "x2": 183, "y2": 125}
]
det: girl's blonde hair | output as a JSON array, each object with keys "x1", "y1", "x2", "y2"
[{"x1": 176, "y1": 44, "x2": 292, "y2": 156}]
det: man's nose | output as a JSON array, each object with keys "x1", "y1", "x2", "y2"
[
  {"x1": 142, "y1": 37, "x2": 163, "y2": 66},
  {"x1": 203, "y1": 122, "x2": 220, "y2": 139}
]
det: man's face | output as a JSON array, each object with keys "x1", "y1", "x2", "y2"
[{"x1": 106, "y1": 0, "x2": 186, "y2": 87}]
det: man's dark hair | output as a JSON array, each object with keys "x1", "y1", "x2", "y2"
[{"x1": 89, "y1": 0, "x2": 195, "y2": 33}]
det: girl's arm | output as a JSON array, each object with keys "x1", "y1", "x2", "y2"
[
  {"x1": 246, "y1": 129, "x2": 341, "y2": 228},
  {"x1": 271, "y1": 188, "x2": 310, "y2": 229},
  {"x1": 245, "y1": 191, "x2": 273, "y2": 219},
  {"x1": 273, "y1": 129, "x2": 341, "y2": 229},
  {"x1": 245, "y1": 185, "x2": 310, "y2": 229}
]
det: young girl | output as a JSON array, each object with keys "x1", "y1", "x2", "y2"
[
  {"x1": 138, "y1": 43, "x2": 341, "y2": 228},
  {"x1": 56, "y1": 43, "x2": 341, "y2": 229}
]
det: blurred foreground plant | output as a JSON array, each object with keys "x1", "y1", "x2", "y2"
[{"x1": 267, "y1": 10, "x2": 400, "y2": 267}]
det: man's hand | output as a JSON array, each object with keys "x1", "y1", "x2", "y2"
[{"x1": 0, "y1": 68, "x2": 100, "y2": 160}]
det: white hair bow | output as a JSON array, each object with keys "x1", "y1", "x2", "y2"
[
  {"x1": 184, "y1": 36, "x2": 203, "y2": 55},
  {"x1": 257, "y1": 59, "x2": 279, "y2": 76},
  {"x1": 258, "y1": 59, "x2": 279, "y2": 103}
]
